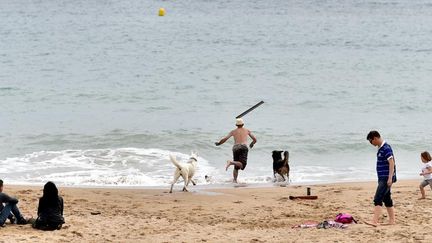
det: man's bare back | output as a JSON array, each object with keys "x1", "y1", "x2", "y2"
[
  {"x1": 230, "y1": 127, "x2": 251, "y2": 145},
  {"x1": 215, "y1": 127, "x2": 257, "y2": 148}
]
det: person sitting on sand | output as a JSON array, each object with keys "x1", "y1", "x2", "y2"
[
  {"x1": 32, "y1": 181, "x2": 65, "y2": 230},
  {"x1": 0, "y1": 179, "x2": 30, "y2": 226},
  {"x1": 418, "y1": 151, "x2": 432, "y2": 200},
  {"x1": 366, "y1": 131, "x2": 397, "y2": 226},
  {"x1": 215, "y1": 118, "x2": 257, "y2": 183}
]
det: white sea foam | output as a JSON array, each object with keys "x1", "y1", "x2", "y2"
[
  {"x1": 0, "y1": 148, "x2": 220, "y2": 187},
  {"x1": 0, "y1": 148, "x2": 419, "y2": 187}
]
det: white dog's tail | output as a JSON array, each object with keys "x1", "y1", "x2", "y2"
[{"x1": 169, "y1": 155, "x2": 182, "y2": 170}]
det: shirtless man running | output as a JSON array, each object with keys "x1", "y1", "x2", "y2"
[{"x1": 215, "y1": 118, "x2": 257, "y2": 183}]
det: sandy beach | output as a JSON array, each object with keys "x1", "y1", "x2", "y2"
[{"x1": 1, "y1": 180, "x2": 431, "y2": 242}]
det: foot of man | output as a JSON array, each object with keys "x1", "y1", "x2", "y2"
[{"x1": 225, "y1": 161, "x2": 231, "y2": 171}]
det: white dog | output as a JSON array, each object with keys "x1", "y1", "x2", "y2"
[{"x1": 169, "y1": 152, "x2": 198, "y2": 193}]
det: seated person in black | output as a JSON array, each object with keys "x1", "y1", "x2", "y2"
[{"x1": 32, "y1": 181, "x2": 65, "y2": 230}]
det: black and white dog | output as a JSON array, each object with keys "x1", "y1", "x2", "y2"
[{"x1": 272, "y1": 150, "x2": 290, "y2": 182}]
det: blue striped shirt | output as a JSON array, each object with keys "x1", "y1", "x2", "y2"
[{"x1": 376, "y1": 141, "x2": 397, "y2": 181}]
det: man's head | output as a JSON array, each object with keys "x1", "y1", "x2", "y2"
[
  {"x1": 0, "y1": 179, "x2": 3, "y2": 192},
  {"x1": 235, "y1": 118, "x2": 244, "y2": 127},
  {"x1": 367, "y1": 130, "x2": 382, "y2": 146}
]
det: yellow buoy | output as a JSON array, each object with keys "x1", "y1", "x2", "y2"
[{"x1": 158, "y1": 8, "x2": 165, "y2": 16}]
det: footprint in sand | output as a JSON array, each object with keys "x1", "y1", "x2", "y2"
[
  {"x1": 251, "y1": 238, "x2": 264, "y2": 242},
  {"x1": 348, "y1": 187, "x2": 363, "y2": 190},
  {"x1": 264, "y1": 207, "x2": 273, "y2": 212},
  {"x1": 71, "y1": 231, "x2": 83, "y2": 237},
  {"x1": 17, "y1": 190, "x2": 33, "y2": 194},
  {"x1": 74, "y1": 199, "x2": 88, "y2": 203}
]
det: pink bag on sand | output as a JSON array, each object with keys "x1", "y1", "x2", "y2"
[{"x1": 335, "y1": 213, "x2": 357, "y2": 224}]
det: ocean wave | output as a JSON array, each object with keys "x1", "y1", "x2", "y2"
[
  {"x1": 0, "y1": 148, "x2": 422, "y2": 187},
  {"x1": 0, "y1": 148, "x2": 219, "y2": 187},
  {"x1": 0, "y1": 87, "x2": 20, "y2": 91}
]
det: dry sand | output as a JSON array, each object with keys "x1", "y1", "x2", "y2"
[{"x1": 1, "y1": 180, "x2": 431, "y2": 242}]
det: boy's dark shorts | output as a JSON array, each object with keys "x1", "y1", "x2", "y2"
[
  {"x1": 373, "y1": 178, "x2": 393, "y2": 207},
  {"x1": 232, "y1": 144, "x2": 248, "y2": 170}
]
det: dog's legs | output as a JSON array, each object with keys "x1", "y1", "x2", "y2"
[
  {"x1": 190, "y1": 179, "x2": 196, "y2": 186},
  {"x1": 170, "y1": 172, "x2": 181, "y2": 193},
  {"x1": 287, "y1": 168, "x2": 290, "y2": 184},
  {"x1": 182, "y1": 175, "x2": 189, "y2": 192},
  {"x1": 277, "y1": 172, "x2": 285, "y2": 182}
]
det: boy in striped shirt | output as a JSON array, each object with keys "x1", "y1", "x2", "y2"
[{"x1": 366, "y1": 131, "x2": 396, "y2": 226}]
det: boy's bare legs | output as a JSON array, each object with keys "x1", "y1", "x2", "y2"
[
  {"x1": 372, "y1": 206, "x2": 382, "y2": 225},
  {"x1": 366, "y1": 206, "x2": 395, "y2": 226},
  {"x1": 365, "y1": 206, "x2": 382, "y2": 226},
  {"x1": 419, "y1": 185, "x2": 426, "y2": 199},
  {"x1": 386, "y1": 207, "x2": 395, "y2": 225}
]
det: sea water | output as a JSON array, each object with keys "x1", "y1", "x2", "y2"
[{"x1": 1, "y1": 0, "x2": 432, "y2": 187}]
